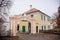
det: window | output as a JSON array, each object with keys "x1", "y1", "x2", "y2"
[
  {"x1": 47, "y1": 18, "x2": 50, "y2": 21},
  {"x1": 44, "y1": 16, "x2": 45, "y2": 21},
  {"x1": 41, "y1": 26, "x2": 46, "y2": 30},
  {"x1": 44, "y1": 26, "x2": 46, "y2": 30},
  {"x1": 41, "y1": 26, "x2": 43, "y2": 30},
  {"x1": 41, "y1": 15, "x2": 43, "y2": 20},
  {"x1": 48, "y1": 25, "x2": 50, "y2": 29},
  {"x1": 31, "y1": 15, "x2": 33, "y2": 18}
]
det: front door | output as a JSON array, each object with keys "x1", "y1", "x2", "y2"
[{"x1": 22, "y1": 26, "x2": 25, "y2": 32}]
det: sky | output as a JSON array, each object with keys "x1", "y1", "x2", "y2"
[{"x1": 10, "y1": 0, "x2": 60, "y2": 17}]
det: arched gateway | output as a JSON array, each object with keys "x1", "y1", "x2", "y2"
[{"x1": 10, "y1": 16, "x2": 36, "y2": 36}]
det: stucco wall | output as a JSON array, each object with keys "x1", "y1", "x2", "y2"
[
  {"x1": 26, "y1": 12, "x2": 51, "y2": 31},
  {"x1": 10, "y1": 11, "x2": 51, "y2": 36}
]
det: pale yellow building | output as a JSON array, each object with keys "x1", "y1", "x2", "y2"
[{"x1": 10, "y1": 8, "x2": 51, "y2": 36}]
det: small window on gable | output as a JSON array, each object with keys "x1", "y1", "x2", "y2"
[{"x1": 31, "y1": 14, "x2": 33, "y2": 18}]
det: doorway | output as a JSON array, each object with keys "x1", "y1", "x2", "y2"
[
  {"x1": 28, "y1": 22, "x2": 31, "y2": 33},
  {"x1": 17, "y1": 24, "x2": 19, "y2": 31},
  {"x1": 22, "y1": 26, "x2": 26, "y2": 32},
  {"x1": 36, "y1": 26, "x2": 38, "y2": 33}
]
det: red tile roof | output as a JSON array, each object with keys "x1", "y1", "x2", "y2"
[
  {"x1": 24, "y1": 8, "x2": 51, "y2": 18},
  {"x1": 24, "y1": 8, "x2": 39, "y2": 14}
]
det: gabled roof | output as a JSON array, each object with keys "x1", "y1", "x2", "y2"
[
  {"x1": 24, "y1": 8, "x2": 39, "y2": 14},
  {"x1": 24, "y1": 8, "x2": 51, "y2": 18}
]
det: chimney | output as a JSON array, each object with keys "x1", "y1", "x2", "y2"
[{"x1": 30, "y1": 5, "x2": 32, "y2": 9}]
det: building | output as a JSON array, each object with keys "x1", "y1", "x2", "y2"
[{"x1": 10, "y1": 8, "x2": 51, "y2": 36}]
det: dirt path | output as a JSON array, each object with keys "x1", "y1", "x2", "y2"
[
  {"x1": 0, "y1": 33, "x2": 60, "y2": 40},
  {"x1": 17, "y1": 33, "x2": 60, "y2": 40}
]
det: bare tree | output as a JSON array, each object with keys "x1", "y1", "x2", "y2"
[
  {"x1": 52, "y1": 12, "x2": 58, "y2": 19},
  {"x1": 52, "y1": 6, "x2": 60, "y2": 28},
  {"x1": 0, "y1": 0, "x2": 13, "y2": 36},
  {"x1": 57, "y1": 6, "x2": 60, "y2": 28}
]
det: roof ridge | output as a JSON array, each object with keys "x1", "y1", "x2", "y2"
[{"x1": 24, "y1": 8, "x2": 39, "y2": 14}]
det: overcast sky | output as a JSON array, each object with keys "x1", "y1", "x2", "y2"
[{"x1": 10, "y1": 0, "x2": 60, "y2": 17}]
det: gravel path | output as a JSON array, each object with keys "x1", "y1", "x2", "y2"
[
  {"x1": 0, "y1": 33, "x2": 60, "y2": 40},
  {"x1": 17, "y1": 33, "x2": 60, "y2": 40}
]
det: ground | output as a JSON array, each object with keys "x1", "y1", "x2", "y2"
[{"x1": 0, "y1": 32, "x2": 60, "y2": 40}]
